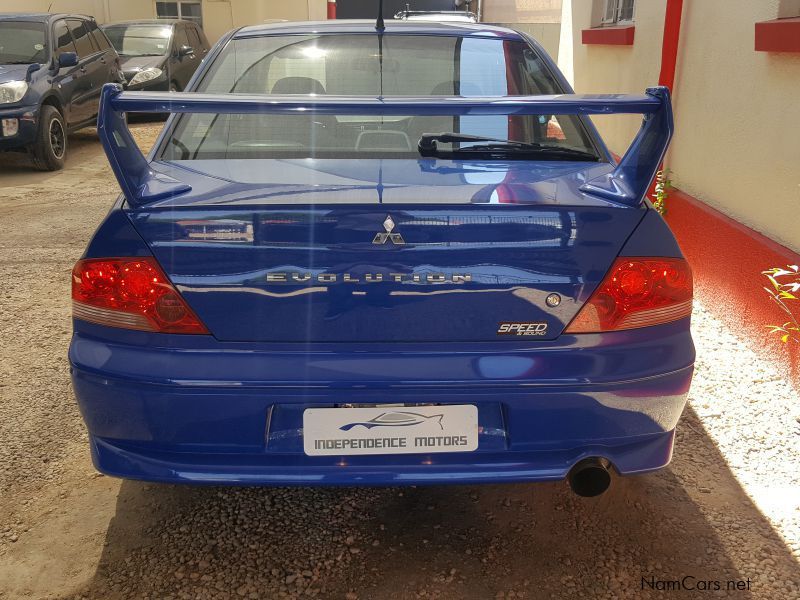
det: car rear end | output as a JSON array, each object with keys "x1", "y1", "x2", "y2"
[{"x1": 69, "y1": 22, "x2": 694, "y2": 493}]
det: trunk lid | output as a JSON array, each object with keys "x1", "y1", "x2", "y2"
[{"x1": 127, "y1": 159, "x2": 644, "y2": 343}]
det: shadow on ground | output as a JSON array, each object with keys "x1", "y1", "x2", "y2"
[{"x1": 72, "y1": 407, "x2": 799, "y2": 599}]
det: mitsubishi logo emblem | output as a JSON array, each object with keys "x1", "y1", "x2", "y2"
[{"x1": 372, "y1": 215, "x2": 405, "y2": 245}]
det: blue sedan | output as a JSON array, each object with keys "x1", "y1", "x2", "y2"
[{"x1": 69, "y1": 20, "x2": 694, "y2": 497}]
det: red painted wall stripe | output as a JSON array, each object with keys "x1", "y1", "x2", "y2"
[
  {"x1": 665, "y1": 190, "x2": 800, "y2": 386},
  {"x1": 658, "y1": 0, "x2": 684, "y2": 90},
  {"x1": 649, "y1": 0, "x2": 683, "y2": 197}
]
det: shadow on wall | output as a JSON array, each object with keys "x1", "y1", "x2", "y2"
[{"x1": 75, "y1": 406, "x2": 799, "y2": 598}]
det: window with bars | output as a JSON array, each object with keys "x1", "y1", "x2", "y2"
[
  {"x1": 601, "y1": 0, "x2": 635, "y2": 25},
  {"x1": 156, "y1": 1, "x2": 203, "y2": 27}
]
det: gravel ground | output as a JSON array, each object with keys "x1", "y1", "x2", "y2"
[{"x1": 0, "y1": 125, "x2": 799, "y2": 599}]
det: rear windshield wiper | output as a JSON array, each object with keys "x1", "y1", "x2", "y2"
[{"x1": 418, "y1": 132, "x2": 599, "y2": 161}]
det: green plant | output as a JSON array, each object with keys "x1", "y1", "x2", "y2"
[
  {"x1": 653, "y1": 168, "x2": 672, "y2": 216},
  {"x1": 763, "y1": 264, "x2": 800, "y2": 344}
]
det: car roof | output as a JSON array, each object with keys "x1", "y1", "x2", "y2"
[
  {"x1": 102, "y1": 19, "x2": 193, "y2": 27},
  {"x1": 396, "y1": 11, "x2": 478, "y2": 22},
  {"x1": 233, "y1": 19, "x2": 524, "y2": 40},
  {"x1": 0, "y1": 13, "x2": 92, "y2": 23},
  {"x1": 402, "y1": 15, "x2": 478, "y2": 23}
]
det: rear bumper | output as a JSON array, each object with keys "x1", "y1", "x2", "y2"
[
  {"x1": 70, "y1": 319, "x2": 694, "y2": 485},
  {"x1": 88, "y1": 430, "x2": 677, "y2": 486}
]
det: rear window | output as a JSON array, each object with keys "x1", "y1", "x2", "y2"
[{"x1": 162, "y1": 34, "x2": 597, "y2": 160}]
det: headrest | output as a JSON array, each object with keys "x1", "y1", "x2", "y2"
[
  {"x1": 430, "y1": 81, "x2": 484, "y2": 96},
  {"x1": 271, "y1": 77, "x2": 326, "y2": 95}
]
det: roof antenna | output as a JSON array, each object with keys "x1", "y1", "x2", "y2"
[
  {"x1": 375, "y1": 0, "x2": 385, "y2": 97},
  {"x1": 376, "y1": 0, "x2": 385, "y2": 31}
]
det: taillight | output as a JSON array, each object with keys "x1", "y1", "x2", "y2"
[
  {"x1": 72, "y1": 257, "x2": 208, "y2": 334},
  {"x1": 565, "y1": 257, "x2": 692, "y2": 333}
]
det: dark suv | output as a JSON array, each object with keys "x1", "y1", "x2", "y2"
[
  {"x1": 101, "y1": 20, "x2": 210, "y2": 92},
  {"x1": 0, "y1": 13, "x2": 124, "y2": 170}
]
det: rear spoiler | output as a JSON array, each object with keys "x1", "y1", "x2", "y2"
[{"x1": 97, "y1": 83, "x2": 672, "y2": 208}]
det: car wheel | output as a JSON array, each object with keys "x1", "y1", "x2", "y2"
[{"x1": 31, "y1": 105, "x2": 67, "y2": 171}]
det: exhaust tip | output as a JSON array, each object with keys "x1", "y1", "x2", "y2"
[{"x1": 567, "y1": 457, "x2": 612, "y2": 497}]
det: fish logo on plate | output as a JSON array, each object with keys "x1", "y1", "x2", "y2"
[{"x1": 339, "y1": 411, "x2": 444, "y2": 431}]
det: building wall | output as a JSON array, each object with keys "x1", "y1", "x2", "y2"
[
  {"x1": 104, "y1": 1, "x2": 152, "y2": 22},
  {"x1": 479, "y1": 1, "x2": 562, "y2": 65},
  {"x1": 559, "y1": 0, "x2": 800, "y2": 385},
  {"x1": 0, "y1": 0, "x2": 328, "y2": 43},
  {"x1": 559, "y1": 0, "x2": 800, "y2": 254},
  {"x1": 205, "y1": 0, "x2": 328, "y2": 42},
  {"x1": 483, "y1": 0, "x2": 562, "y2": 24},
  {"x1": 490, "y1": 23, "x2": 561, "y2": 60},
  {"x1": 1, "y1": 0, "x2": 115, "y2": 18},
  {"x1": 669, "y1": 0, "x2": 800, "y2": 255},
  {"x1": 335, "y1": 0, "x2": 453, "y2": 19},
  {"x1": 495, "y1": 22, "x2": 560, "y2": 59},
  {"x1": 199, "y1": 1, "x2": 234, "y2": 43},
  {"x1": 558, "y1": 0, "x2": 665, "y2": 157}
]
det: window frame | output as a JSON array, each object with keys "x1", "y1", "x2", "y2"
[
  {"x1": 186, "y1": 25, "x2": 202, "y2": 50},
  {"x1": 87, "y1": 26, "x2": 101, "y2": 53},
  {"x1": 66, "y1": 18, "x2": 97, "y2": 59},
  {"x1": 52, "y1": 18, "x2": 78, "y2": 60},
  {"x1": 155, "y1": 1, "x2": 203, "y2": 27},
  {"x1": 173, "y1": 24, "x2": 191, "y2": 53},
  {"x1": 600, "y1": 0, "x2": 636, "y2": 26},
  {"x1": 86, "y1": 19, "x2": 113, "y2": 52}
]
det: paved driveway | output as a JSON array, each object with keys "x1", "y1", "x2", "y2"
[{"x1": 0, "y1": 126, "x2": 798, "y2": 599}]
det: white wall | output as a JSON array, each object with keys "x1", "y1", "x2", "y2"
[
  {"x1": 0, "y1": 0, "x2": 109, "y2": 17},
  {"x1": 483, "y1": 0, "x2": 562, "y2": 23},
  {"x1": 559, "y1": 0, "x2": 665, "y2": 155},
  {"x1": 668, "y1": 0, "x2": 800, "y2": 253},
  {"x1": 559, "y1": 0, "x2": 800, "y2": 253}
]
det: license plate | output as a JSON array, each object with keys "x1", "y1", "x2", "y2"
[{"x1": 303, "y1": 405, "x2": 478, "y2": 456}]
